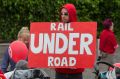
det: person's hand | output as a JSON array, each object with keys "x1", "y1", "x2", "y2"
[{"x1": 114, "y1": 44, "x2": 119, "y2": 49}]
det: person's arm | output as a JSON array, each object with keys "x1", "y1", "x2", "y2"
[
  {"x1": 109, "y1": 34, "x2": 118, "y2": 49},
  {"x1": 1, "y1": 48, "x2": 10, "y2": 73}
]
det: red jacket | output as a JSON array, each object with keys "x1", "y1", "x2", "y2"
[
  {"x1": 99, "y1": 29, "x2": 118, "y2": 54},
  {"x1": 56, "y1": 4, "x2": 84, "y2": 74}
]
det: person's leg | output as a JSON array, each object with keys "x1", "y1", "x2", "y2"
[
  {"x1": 55, "y1": 72, "x2": 83, "y2": 79},
  {"x1": 105, "y1": 53, "x2": 114, "y2": 64},
  {"x1": 55, "y1": 72, "x2": 68, "y2": 79},
  {"x1": 99, "y1": 52, "x2": 114, "y2": 72},
  {"x1": 68, "y1": 73, "x2": 83, "y2": 79},
  {"x1": 100, "y1": 52, "x2": 114, "y2": 64}
]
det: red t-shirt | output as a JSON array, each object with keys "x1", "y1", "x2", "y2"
[{"x1": 99, "y1": 29, "x2": 118, "y2": 54}]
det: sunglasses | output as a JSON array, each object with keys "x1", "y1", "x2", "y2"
[{"x1": 61, "y1": 12, "x2": 68, "y2": 16}]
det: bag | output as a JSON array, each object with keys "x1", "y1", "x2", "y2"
[
  {"x1": 10, "y1": 69, "x2": 50, "y2": 79},
  {"x1": 98, "y1": 68, "x2": 116, "y2": 79}
]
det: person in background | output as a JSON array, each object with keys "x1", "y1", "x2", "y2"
[
  {"x1": 1, "y1": 27, "x2": 30, "y2": 73},
  {"x1": 55, "y1": 3, "x2": 84, "y2": 79},
  {"x1": 99, "y1": 19, "x2": 119, "y2": 71},
  {"x1": 17, "y1": 27, "x2": 30, "y2": 48}
]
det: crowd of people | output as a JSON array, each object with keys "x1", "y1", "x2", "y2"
[{"x1": 0, "y1": 3, "x2": 119, "y2": 79}]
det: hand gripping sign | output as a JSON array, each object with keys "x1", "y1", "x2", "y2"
[{"x1": 28, "y1": 22, "x2": 97, "y2": 68}]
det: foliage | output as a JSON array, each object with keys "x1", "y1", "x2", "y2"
[{"x1": 0, "y1": 0, "x2": 120, "y2": 43}]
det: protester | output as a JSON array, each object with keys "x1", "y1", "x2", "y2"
[
  {"x1": 1, "y1": 27, "x2": 30, "y2": 73},
  {"x1": 99, "y1": 19, "x2": 119, "y2": 71},
  {"x1": 55, "y1": 3, "x2": 84, "y2": 79}
]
